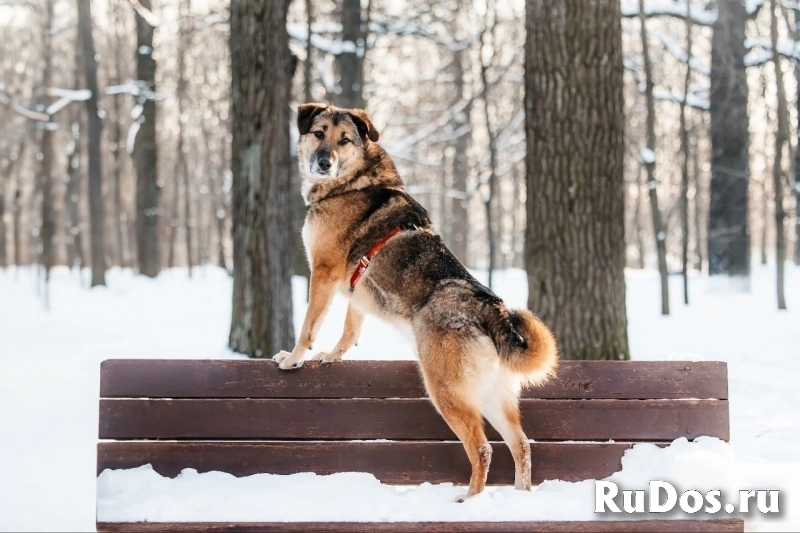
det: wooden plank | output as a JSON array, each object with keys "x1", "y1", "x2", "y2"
[
  {"x1": 100, "y1": 359, "x2": 728, "y2": 400},
  {"x1": 96, "y1": 519, "x2": 745, "y2": 532},
  {"x1": 99, "y1": 398, "x2": 729, "y2": 441},
  {"x1": 97, "y1": 441, "x2": 642, "y2": 484}
]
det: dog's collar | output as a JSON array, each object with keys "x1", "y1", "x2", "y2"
[{"x1": 349, "y1": 226, "x2": 408, "y2": 292}]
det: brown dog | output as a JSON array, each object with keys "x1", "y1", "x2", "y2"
[{"x1": 273, "y1": 103, "x2": 559, "y2": 499}]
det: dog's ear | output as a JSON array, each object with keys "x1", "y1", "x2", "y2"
[
  {"x1": 347, "y1": 109, "x2": 380, "y2": 142},
  {"x1": 297, "y1": 103, "x2": 328, "y2": 135}
]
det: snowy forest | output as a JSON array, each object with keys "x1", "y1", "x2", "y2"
[{"x1": 1, "y1": 0, "x2": 798, "y2": 357}]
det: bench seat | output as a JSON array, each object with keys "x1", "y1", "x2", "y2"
[{"x1": 96, "y1": 359, "x2": 742, "y2": 532}]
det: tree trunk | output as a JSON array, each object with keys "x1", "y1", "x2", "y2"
[
  {"x1": 480, "y1": 9, "x2": 497, "y2": 289},
  {"x1": 679, "y1": 1, "x2": 693, "y2": 305},
  {"x1": 229, "y1": 0, "x2": 295, "y2": 357},
  {"x1": 1, "y1": 132, "x2": 30, "y2": 268},
  {"x1": 40, "y1": 0, "x2": 56, "y2": 295},
  {"x1": 78, "y1": 0, "x2": 107, "y2": 287},
  {"x1": 450, "y1": 0, "x2": 471, "y2": 265},
  {"x1": 0, "y1": 170, "x2": 6, "y2": 267},
  {"x1": 336, "y1": 0, "x2": 364, "y2": 108},
  {"x1": 691, "y1": 126, "x2": 704, "y2": 272},
  {"x1": 304, "y1": 0, "x2": 313, "y2": 103},
  {"x1": 639, "y1": 0, "x2": 670, "y2": 316},
  {"x1": 770, "y1": 0, "x2": 788, "y2": 310},
  {"x1": 633, "y1": 163, "x2": 646, "y2": 269},
  {"x1": 708, "y1": 0, "x2": 751, "y2": 284},
  {"x1": 65, "y1": 115, "x2": 86, "y2": 270},
  {"x1": 134, "y1": 0, "x2": 160, "y2": 277},
  {"x1": 111, "y1": 0, "x2": 130, "y2": 268},
  {"x1": 525, "y1": 0, "x2": 630, "y2": 361},
  {"x1": 177, "y1": 0, "x2": 193, "y2": 276},
  {"x1": 796, "y1": 68, "x2": 800, "y2": 266},
  {"x1": 13, "y1": 184, "x2": 22, "y2": 267}
]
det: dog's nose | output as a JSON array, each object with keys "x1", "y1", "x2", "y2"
[{"x1": 318, "y1": 157, "x2": 332, "y2": 172}]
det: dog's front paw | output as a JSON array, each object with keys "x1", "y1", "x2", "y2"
[
  {"x1": 312, "y1": 351, "x2": 344, "y2": 365},
  {"x1": 273, "y1": 350, "x2": 304, "y2": 370}
]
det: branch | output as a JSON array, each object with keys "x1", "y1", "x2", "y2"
[
  {"x1": 127, "y1": 0, "x2": 159, "y2": 27},
  {"x1": 621, "y1": 0, "x2": 716, "y2": 25},
  {"x1": 0, "y1": 91, "x2": 49, "y2": 121}
]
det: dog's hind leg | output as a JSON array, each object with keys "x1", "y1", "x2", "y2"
[
  {"x1": 480, "y1": 390, "x2": 532, "y2": 491},
  {"x1": 417, "y1": 335, "x2": 492, "y2": 501},
  {"x1": 312, "y1": 303, "x2": 365, "y2": 363}
]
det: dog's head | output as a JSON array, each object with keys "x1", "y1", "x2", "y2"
[{"x1": 296, "y1": 103, "x2": 380, "y2": 185}]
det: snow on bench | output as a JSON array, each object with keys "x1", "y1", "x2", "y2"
[{"x1": 96, "y1": 359, "x2": 742, "y2": 532}]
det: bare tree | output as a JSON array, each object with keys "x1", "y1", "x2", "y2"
[
  {"x1": 770, "y1": 0, "x2": 788, "y2": 309},
  {"x1": 39, "y1": 0, "x2": 56, "y2": 297},
  {"x1": 708, "y1": 0, "x2": 751, "y2": 284},
  {"x1": 78, "y1": 0, "x2": 107, "y2": 287},
  {"x1": 336, "y1": 0, "x2": 367, "y2": 109},
  {"x1": 679, "y1": 0, "x2": 694, "y2": 305},
  {"x1": 638, "y1": 0, "x2": 669, "y2": 315},
  {"x1": 109, "y1": 0, "x2": 131, "y2": 268},
  {"x1": 133, "y1": 0, "x2": 159, "y2": 277},
  {"x1": 480, "y1": 2, "x2": 498, "y2": 289},
  {"x1": 450, "y1": 0, "x2": 471, "y2": 265},
  {"x1": 229, "y1": 0, "x2": 295, "y2": 357},
  {"x1": 525, "y1": 0, "x2": 630, "y2": 361}
]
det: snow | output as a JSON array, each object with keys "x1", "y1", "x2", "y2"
[
  {"x1": 621, "y1": 0, "x2": 718, "y2": 26},
  {"x1": 638, "y1": 147, "x2": 656, "y2": 164},
  {"x1": 1, "y1": 263, "x2": 799, "y2": 530},
  {"x1": 96, "y1": 438, "x2": 798, "y2": 526}
]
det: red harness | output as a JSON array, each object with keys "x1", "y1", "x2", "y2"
[{"x1": 349, "y1": 226, "x2": 405, "y2": 292}]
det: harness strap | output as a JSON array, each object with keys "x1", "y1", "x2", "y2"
[{"x1": 349, "y1": 226, "x2": 405, "y2": 292}]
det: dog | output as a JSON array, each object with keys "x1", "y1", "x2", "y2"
[{"x1": 273, "y1": 103, "x2": 559, "y2": 499}]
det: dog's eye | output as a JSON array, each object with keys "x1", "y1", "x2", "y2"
[
  {"x1": 339, "y1": 138, "x2": 351, "y2": 146},
  {"x1": 313, "y1": 131, "x2": 324, "y2": 140}
]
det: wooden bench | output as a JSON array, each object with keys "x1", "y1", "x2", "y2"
[{"x1": 97, "y1": 359, "x2": 743, "y2": 532}]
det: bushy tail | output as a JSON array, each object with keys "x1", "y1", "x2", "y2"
[{"x1": 485, "y1": 305, "x2": 558, "y2": 386}]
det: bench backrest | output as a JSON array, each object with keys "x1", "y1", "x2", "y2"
[{"x1": 98, "y1": 359, "x2": 729, "y2": 485}]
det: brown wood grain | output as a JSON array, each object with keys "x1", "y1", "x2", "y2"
[
  {"x1": 97, "y1": 441, "x2": 645, "y2": 484},
  {"x1": 100, "y1": 359, "x2": 728, "y2": 400},
  {"x1": 96, "y1": 519, "x2": 744, "y2": 532},
  {"x1": 99, "y1": 398, "x2": 729, "y2": 441}
]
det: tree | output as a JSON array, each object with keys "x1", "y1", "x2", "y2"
[
  {"x1": 679, "y1": 1, "x2": 694, "y2": 305},
  {"x1": 708, "y1": 0, "x2": 751, "y2": 285},
  {"x1": 525, "y1": 0, "x2": 630, "y2": 360},
  {"x1": 770, "y1": 0, "x2": 788, "y2": 309},
  {"x1": 39, "y1": 0, "x2": 56, "y2": 296},
  {"x1": 229, "y1": 0, "x2": 295, "y2": 357},
  {"x1": 450, "y1": 18, "x2": 471, "y2": 265},
  {"x1": 480, "y1": 2, "x2": 498, "y2": 288},
  {"x1": 638, "y1": 0, "x2": 669, "y2": 315},
  {"x1": 78, "y1": 0, "x2": 107, "y2": 287},
  {"x1": 133, "y1": 0, "x2": 160, "y2": 277},
  {"x1": 336, "y1": 0, "x2": 367, "y2": 109}
]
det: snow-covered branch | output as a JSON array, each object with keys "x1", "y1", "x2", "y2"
[
  {"x1": 44, "y1": 88, "x2": 91, "y2": 116},
  {"x1": 0, "y1": 91, "x2": 49, "y2": 121},
  {"x1": 621, "y1": 0, "x2": 764, "y2": 25},
  {"x1": 621, "y1": 0, "x2": 716, "y2": 25}
]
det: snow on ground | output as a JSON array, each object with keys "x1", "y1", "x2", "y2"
[
  {"x1": 96, "y1": 437, "x2": 790, "y2": 526},
  {"x1": 1, "y1": 262, "x2": 799, "y2": 531}
]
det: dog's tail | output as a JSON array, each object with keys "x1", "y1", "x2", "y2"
[{"x1": 485, "y1": 304, "x2": 558, "y2": 386}]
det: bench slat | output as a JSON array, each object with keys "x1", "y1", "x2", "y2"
[
  {"x1": 96, "y1": 519, "x2": 744, "y2": 532},
  {"x1": 97, "y1": 441, "x2": 646, "y2": 484},
  {"x1": 100, "y1": 360, "x2": 728, "y2": 400},
  {"x1": 99, "y1": 398, "x2": 729, "y2": 441}
]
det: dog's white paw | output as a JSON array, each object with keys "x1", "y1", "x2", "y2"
[
  {"x1": 273, "y1": 351, "x2": 304, "y2": 370},
  {"x1": 312, "y1": 351, "x2": 343, "y2": 365},
  {"x1": 272, "y1": 350, "x2": 291, "y2": 363}
]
